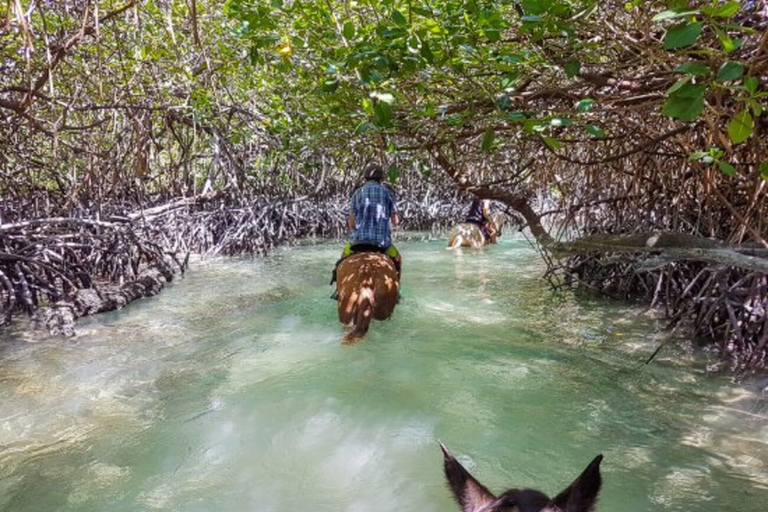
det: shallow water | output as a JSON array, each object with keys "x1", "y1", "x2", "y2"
[{"x1": 1, "y1": 235, "x2": 767, "y2": 511}]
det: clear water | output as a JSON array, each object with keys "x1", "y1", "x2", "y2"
[{"x1": 1, "y1": 235, "x2": 767, "y2": 512}]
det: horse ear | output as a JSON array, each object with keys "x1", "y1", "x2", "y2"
[
  {"x1": 549, "y1": 455, "x2": 603, "y2": 512},
  {"x1": 440, "y1": 443, "x2": 497, "y2": 512}
]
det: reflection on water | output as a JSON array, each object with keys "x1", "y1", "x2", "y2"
[{"x1": 1, "y1": 235, "x2": 767, "y2": 511}]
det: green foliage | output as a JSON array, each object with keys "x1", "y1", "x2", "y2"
[
  {"x1": 716, "y1": 61, "x2": 744, "y2": 82},
  {"x1": 584, "y1": 124, "x2": 605, "y2": 139},
  {"x1": 3, "y1": 0, "x2": 763, "y2": 214},
  {"x1": 576, "y1": 99, "x2": 595, "y2": 112},
  {"x1": 564, "y1": 59, "x2": 581, "y2": 78},
  {"x1": 663, "y1": 22, "x2": 703, "y2": 50},
  {"x1": 663, "y1": 83, "x2": 705, "y2": 121},
  {"x1": 675, "y1": 62, "x2": 710, "y2": 76},
  {"x1": 689, "y1": 146, "x2": 740, "y2": 177},
  {"x1": 542, "y1": 136, "x2": 561, "y2": 150},
  {"x1": 728, "y1": 111, "x2": 754, "y2": 145},
  {"x1": 700, "y1": 1, "x2": 741, "y2": 18},
  {"x1": 717, "y1": 161, "x2": 737, "y2": 176},
  {"x1": 689, "y1": 146, "x2": 724, "y2": 165},
  {"x1": 219, "y1": 0, "x2": 765, "y2": 155},
  {"x1": 481, "y1": 129, "x2": 496, "y2": 152}
]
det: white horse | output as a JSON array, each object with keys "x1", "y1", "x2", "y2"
[{"x1": 447, "y1": 212, "x2": 508, "y2": 248}]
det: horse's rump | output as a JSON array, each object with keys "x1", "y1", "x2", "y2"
[
  {"x1": 335, "y1": 252, "x2": 399, "y2": 343},
  {"x1": 448, "y1": 222, "x2": 492, "y2": 248}
]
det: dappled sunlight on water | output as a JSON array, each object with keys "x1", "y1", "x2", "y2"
[{"x1": 1, "y1": 235, "x2": 768, "y2": 511}]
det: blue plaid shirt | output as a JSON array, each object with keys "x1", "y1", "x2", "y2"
[{"x1": 349, "y1": 181, "x2": 397, "y2": 248}]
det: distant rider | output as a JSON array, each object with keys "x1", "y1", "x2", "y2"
[{"x1": 464, "y1": 198, "x2": 497, "y2": 242}]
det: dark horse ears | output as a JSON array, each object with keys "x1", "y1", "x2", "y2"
[
  {"x1": 440, "y1": 442, "x2": 497, "y2": 512},
  {"x1": 440, "y1": 442, "x2": 603, "y2": 512},
  {"x1": 549, "y1": 454, "x2": 603, "y2": 512}
]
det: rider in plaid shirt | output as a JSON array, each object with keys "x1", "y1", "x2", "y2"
[
  {"x1": 330, "y1": 163, "x2": 402, "y2": 297},
  {"x1": 349, "y1": 177, "x2": 397, "y2": 247}
]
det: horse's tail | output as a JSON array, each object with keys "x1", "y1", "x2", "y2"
[{"x1": 343, "y1": 286, "x2": 374, "y2": 344}]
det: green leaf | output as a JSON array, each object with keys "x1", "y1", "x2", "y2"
[
  {"x1": 675, "y1": 62, "x2": 710, "y2": 76},
  {"x1": 484, "y1": 29, "x2": 501, "y2": 42},
  {"x1": 663, "y1": 83, "x2": 706, "y2": 121},
  {"x1": 716, "y1": 61, "x2": 744, "y2": 81},
  {"x1": 564, "y1": 59, "x2": 581, "y2": 78},
  {"x1": 354, "y1": 121, "x2": 376, "y2": 135},
  {"x1": 542, "y1": 136, "x2": 561, "y2": 150},
  {"x1": 373, "y1": 101, "x2": 393, "y2": 128},
  {"x1": 392, "y1": 9, "x2": 408, "y2": 27},
  {"x1": 717, "y1": 32, "x2": 742, "y2": 53},
  {"x1": 248, "y1": 45, "x2": 261, "y2": 65},
  {"x1": 746, "y1": 99, "x2": 763, "y2": 117},
  {"x1": 701, "y1": 1, "x2": 741, "y2": 18},
  {"x1": 481, "y1": 129, "x2": 495, "y2": 152},
  {"x1": 728, "y1": 110, "x2": 754, "y2": 144},
  {"x1": 500, "y1": 73, "x2": 519, "y2": 89},
  {"x1": 342, "y1": 21, "x2": 355, "y2": 40},
  {"x1": 321, "y1": 79, "x2": 338, "y2": 92},
  {"x1": 652, "y1": 9, "x2": 698, "y2": 21},
  {"x1": 744, "y1": 77, "x2": 759, "y2": 94},
  {"x1": 662, "y1": 99, "x2": 703, "y2": 120},
  {"x1": 371, "y1": 91, "x2": 395, "y2": 104},
  {"x1": 523, "y1": 120, "x2": 545, "y2": 132},
  {"x1": 420, "y1": 40, "x2": 434, "y2": 64},
  {"x1": 717, "y1": 161, "x2": 737, "y2": 176},
  {"x1": 550, "y1": 117, "x2": 572, "y2": 127},
  {"x1": 522, "y1": 0, "x2": 546, "y2": 15},
  {"x1": 585, "y1": 124, "x2": 605, "y2": 138},
  {"x1": 577, "y1": 99, "x2": 595, "y2": 112},
  {"x1": 663, "y1": 22, "x2": 703, "y2": 50},
  {"x1": 387, "y1": 164, "x2": 400, "y2": 183},
  {"x1": 361, "y1": 98, "x2": 374, "y2": 116},
  {"x1": 667, "y1": 76, "x2": 691, "y2": 94},
  {"x1": 760, "y1": 163, "x2": 768, "y2": 182}
]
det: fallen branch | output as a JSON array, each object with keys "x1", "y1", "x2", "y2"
[{"x1": 552, "y1": 232, "x2": 768, "y2": 273}]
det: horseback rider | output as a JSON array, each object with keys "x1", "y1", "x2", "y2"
[
  {"x1": 330, "y1": 163, "x2": 402, "y2": 297},
  {"x1": 464, "y1": 198, "x2": 497, "y2": 243}
]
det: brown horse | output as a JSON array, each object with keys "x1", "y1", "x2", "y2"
[
  {"x1": 335, "y1": 252, "x2": 399, "y2": 344},
  {"x1": 447, "y1": 212, "x2": 507, "y2": 249},
  {"x1": 440, "y1": 443, "x2": 603, "y2": 512}
]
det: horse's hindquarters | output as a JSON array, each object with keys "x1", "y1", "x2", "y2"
[
  {"x1": 335, "y1": 252, "x2": 399, "y2": 339},
  {"x1": 448, "y1": 223, "x2": 486, "y2": 248}
]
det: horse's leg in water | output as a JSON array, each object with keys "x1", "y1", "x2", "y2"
[{"x1": 486, "y1": 221, "x2": 498, "y2": 244}]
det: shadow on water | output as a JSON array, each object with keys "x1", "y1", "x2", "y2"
[{"x1": 1, "y1": 235, "x2": 767, "y2": 511}]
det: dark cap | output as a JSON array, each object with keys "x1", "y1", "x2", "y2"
[{"x1": 363, "y1": 163, "x2": 385, "y2": 181}]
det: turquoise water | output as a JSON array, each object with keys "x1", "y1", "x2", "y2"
[{"x1": 1, "y1": 235, "x2": 767, "y2": 511}]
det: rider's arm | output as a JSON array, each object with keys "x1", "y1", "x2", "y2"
[
  {"x1": 348, "y1": 189, "x2": 359, "y2": 230},
  {"x1": 482, "y1": 200, "x2": 491, "y2": 220}
]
